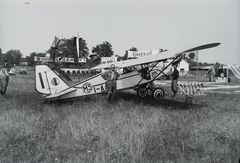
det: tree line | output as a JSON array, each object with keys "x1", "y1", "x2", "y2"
[
  {"x1": 1, "y1": 37, "x2": 215, "y2": 68},
  {"x1": 1, "y1": 38, "x2": 121, "y2": 68}
]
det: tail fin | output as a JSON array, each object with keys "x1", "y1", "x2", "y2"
[{"x1": 35, "y1": 65, "x2": 69, "y2": 95}]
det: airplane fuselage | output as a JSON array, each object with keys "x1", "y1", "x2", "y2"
[{"x1": 58, "y1": 70, "x2": 153, "y2": 100}]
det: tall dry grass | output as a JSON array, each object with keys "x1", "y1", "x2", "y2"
[{"x1": 0, "y1": 71, "x2": 239, "y2": 162}]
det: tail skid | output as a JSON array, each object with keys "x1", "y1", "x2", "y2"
[{"x1": 35, "y1": 65, "x2": 69, "y2": 96}]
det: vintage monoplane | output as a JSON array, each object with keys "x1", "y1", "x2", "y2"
[{"x1": 35, "y1": 43, "x2": 220, "y2": 100}]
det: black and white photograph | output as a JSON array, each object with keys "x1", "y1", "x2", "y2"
[{"x1": 0, "y1": 0, "x2": 239, "y2": 162}]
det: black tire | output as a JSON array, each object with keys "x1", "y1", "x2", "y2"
[
  {"x1": 137, "y1": 87, "x2": 148, "y2": 98},
  {"x1": 153, "y1": 88, "x2": 165, "y2": 100}
]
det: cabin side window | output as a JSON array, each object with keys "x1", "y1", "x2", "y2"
[
  {"x1": 138, "y1": 67, "x2": 151, "y2": 80},
  {"x1": 123, "y1": 66, "x2": 134, "y2": 74}
]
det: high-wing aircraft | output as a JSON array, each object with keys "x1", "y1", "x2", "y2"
[{"x1": 35, "y1": 43, "x2": 220, "y2": 100}]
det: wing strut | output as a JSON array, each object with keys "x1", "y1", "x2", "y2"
[
  {"x1": 135, "y1": 54, "x2": 183, "y2": 87},
  {"x1": 152, "y1": 55, "x2": 182, "y2": 81},
  {"x1": 135, "y1": 59, "x2": 162, "y2": 86}
]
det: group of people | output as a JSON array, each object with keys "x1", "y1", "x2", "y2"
[
  {"x1": 101, "y1": 63, "x2": 179, "y2": 102},
  {"x1": 0, "y1": 68, "x2": 9, "y2": 96}
]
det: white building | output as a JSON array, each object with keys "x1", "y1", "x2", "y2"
[{"x1": 177, "y1": 59, "x2": 190, "y2": 77}]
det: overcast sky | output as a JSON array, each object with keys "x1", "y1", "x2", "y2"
[{"x1": 0, "y1": 0, "x2": 239, "y2": 65}]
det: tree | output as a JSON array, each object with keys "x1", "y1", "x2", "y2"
[
  {"x1": 78, "y1": 39, "x2": 89, "y2": 58},
  {"x1": 59, "y1": 38, "x2": 89, "y2": 64},
  {"x1": 202, "y1": 62, "x2": 211, "y2": 66},
  {"x1": 26, "y1": 52, "x2": 46, "y2": 66},
  {"x1": 5, "y1": 49, "x2": 22, "y2": 66},
  {"x1": 72, "y1": 38, "x2": 89, "y2": 63},
  {"x1": 60, "y1": 38, "x2": 74, "y2": 58},
  {"x1": 92, "y1": 41, "x2": 114, "y2": 57},
  {"x1": 0, "y1": 48, "x2": 3, "y2": 66},
  {"x1": 86, "y1": 56, "x2": 101, "y2": 68},
  {"x1": 45, "y1": 37, "x2": 89, "y2": 68}
]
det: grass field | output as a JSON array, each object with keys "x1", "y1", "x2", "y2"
[{"x1": 0, "y1": 70, "x2": 240, "y2": 163}]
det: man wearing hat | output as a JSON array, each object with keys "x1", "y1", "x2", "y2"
[
  {"x1": 171, "y1": 64, "x2": 179, "y2": 97},
  {"x1": 101, "y1": 64, "x2": 120, "y2": 102}
]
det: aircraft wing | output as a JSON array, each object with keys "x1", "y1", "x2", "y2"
[
  {"x1": 91, "y1": 43, "x2": 220, "y2": 69},
  {"x1": 123, "y1": 43, "x2": 220, "y2": 68}
]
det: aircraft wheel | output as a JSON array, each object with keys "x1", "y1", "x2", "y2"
[
  {"x1": 153, "y1": 88, "x2": 164, "y2": 100},
  {"x1": 137, "y1": 87, "x2": 148, "y2": 98}
]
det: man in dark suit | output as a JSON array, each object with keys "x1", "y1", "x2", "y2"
[{"x1": 171, "y1": 64, "x2": 179, "y2": 97}]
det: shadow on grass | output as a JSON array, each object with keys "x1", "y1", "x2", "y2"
[
  {"x1": 39, "y1": 90, "x2": 205, "y2": 111},
  {"x1": 116, "y1": 91, "x2": 204, "y2": 110},
  {"x1": 42, "y1": 94, "x2": 106, "y2": 107}
]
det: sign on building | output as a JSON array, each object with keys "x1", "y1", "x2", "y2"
[
  {"x1": 34, "y1": 56, "x2": 51, "y2": 62},
  {"x1": 127, "y1": 50, "x2": 160, "y2": 59},
  {"x1": 101, "y1": 57, "x2": 118, "y2": 64},
  {"x1": 34, "y1": 57, "x2": 86, "y2": 63},
  {"x1": 59, "y1": 57, "x2": 86, "y2": 63}
]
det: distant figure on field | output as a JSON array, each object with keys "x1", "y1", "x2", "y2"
[
  {"x1": 0, "y1": 68, "x2": 9, "y2": 96},
  {"x1": 101, "y1": 64, "x2": 120, "y2": 102},
  {"x1": 171, "y1": 64, "x2": 179, "y2": 97}
]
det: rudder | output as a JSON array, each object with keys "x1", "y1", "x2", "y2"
[{"x1": 35, "y1": 65, "x2": 69, "y2": 95}]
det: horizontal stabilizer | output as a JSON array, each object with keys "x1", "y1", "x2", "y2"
[{"x1": 44, "y1": 87, "x2": 77, "y2": 98}]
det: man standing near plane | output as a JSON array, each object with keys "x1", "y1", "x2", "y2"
[
  {"x1": 101, "y1": 64, "x2": 120, "y2": 102},
  {"x1": 171, "y1": 64, "x2": 179, "y2": 97},
  {"x1": 0, "y1": 68, "x2": 9, "y2": 96}
]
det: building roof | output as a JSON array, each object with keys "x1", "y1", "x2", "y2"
[{"x1": 181, "y1": 59, "x2": 190, "y2": 65}]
